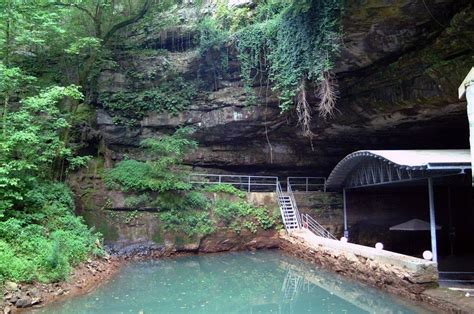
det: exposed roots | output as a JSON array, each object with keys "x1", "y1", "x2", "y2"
[
  {"x1": 296, "y1": 72, "x2": 338, "y2": 139},
  {"x1": 296, "y1": 78, "x2": 315, "y2": 139},
  {"x1": 316, "y1": 71, "x2": 338, "y2": 119}
]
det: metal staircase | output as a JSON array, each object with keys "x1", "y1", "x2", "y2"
[
  {"x1": 276, "y1": 180, "x2": 336, "y2": 239},
  {"x1": 277, "y1": 183, "x2": 301, "y2": 232}
]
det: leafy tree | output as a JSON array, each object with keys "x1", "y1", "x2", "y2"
[{"x1": 0, "y1": 85, "x2": 84, "y2": 213}]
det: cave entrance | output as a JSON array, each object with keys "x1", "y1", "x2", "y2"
[{"x1": 325, "y1": 150, "x2": 473, "y2": 276}]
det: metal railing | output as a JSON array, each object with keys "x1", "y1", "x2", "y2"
[
  {"x1": 189, "y1": 173, "x2": 278, "y2": 192},
  {"x1": 287, "y1": 179, "x2": 302, "y2": 228},
  {"x1": 287, "y1": 177, "x2": 326, "y2": 192},
  {"x1": 276, "y1": 182, "x2": 289, "y2": 228},
  {"x1": 301, "y1": 213, "x2": 337, "y2": 240}
]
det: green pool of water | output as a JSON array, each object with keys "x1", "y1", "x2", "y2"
[{"x1": 37, "y1": 250, "x2": 428, "y2": 313}]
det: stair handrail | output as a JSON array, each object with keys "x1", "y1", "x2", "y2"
[
  {"x1": 276, "y1": 181, "x2": 288, "y2": 229},
  {"x1": 286, "y1": 180, "x2": 302, "y2": 228},
  {"x1": 301, "y1": 213, "x2": 337, "y2": 240},
  {"x1": 287, "y1": 179, "x2": 336, "y2": 239}
]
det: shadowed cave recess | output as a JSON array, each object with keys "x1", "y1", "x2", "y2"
[{"x1": 90, "y1": 0, "x2": 472, "y2": 177}]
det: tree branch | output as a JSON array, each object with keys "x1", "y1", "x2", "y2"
[
  {"x1": 102, "y1": 0, "x2": 152, "y2": 44},
  {"x1": 51, "y1": 2, "x2": 96, "y2": 23}
]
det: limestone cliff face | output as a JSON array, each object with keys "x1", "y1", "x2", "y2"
[{"x1": 94, "y1": 0, "x2": 473, "y2": 175}]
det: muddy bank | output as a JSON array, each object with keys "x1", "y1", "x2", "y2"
[{"x1": 1, "y1": 257, "x2": 122, "y2": 314}]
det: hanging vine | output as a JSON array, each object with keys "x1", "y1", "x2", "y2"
[{"x1": 234, "y1": 0, "x2": 343, "y2": 136}]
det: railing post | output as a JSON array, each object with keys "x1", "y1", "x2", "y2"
[
  {"x1": 343, "y1": 188, "x2": 348, "y2": 239},
  {"x1": 286, "y1": 177, "x2": 290, "y2": 192},
  {"x1": 306, "y1": 177, "x2": 309, "y2": 192},
  {"x1": 248, "y1": 176, "x2": 251, "y2": 192},
  {"x1": 218, "y1": 175, "x2": 221, "y2": 184}
]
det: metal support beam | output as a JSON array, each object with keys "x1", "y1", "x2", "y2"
[
  {"x1": 343, "y1": 188, "x2": 348, "y2": 239},
  {"x1": 428, "y1": 178, "x2": 438, "y2": 263}
]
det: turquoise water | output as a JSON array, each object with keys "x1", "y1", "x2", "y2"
[{"x1": 38, "y1": 251, "x2": 427, "y2": 313}]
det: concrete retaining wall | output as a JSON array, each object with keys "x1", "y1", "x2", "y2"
[{"x1": 280, "y1": 230, "x2": 438, "y2": 300}]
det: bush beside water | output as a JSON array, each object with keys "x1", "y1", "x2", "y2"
[{"x1": 0, "y1": 183, "x2": 103, "y2": 284}]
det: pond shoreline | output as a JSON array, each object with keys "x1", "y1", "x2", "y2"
[
  {"x1": 2, "y1": 257, "x2": 122, "y2": 314},
  {"x1": 3, "y1": 237, "x2": 474, "y2": 313},
  {"x1": 279, "y1": 234, "x2": 474, "y2": 314}
]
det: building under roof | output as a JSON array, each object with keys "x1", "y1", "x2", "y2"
[{"x1": 325, "y1": 149, "x2": 472, "y2": 264}]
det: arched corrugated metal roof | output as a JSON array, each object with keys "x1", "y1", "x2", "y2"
[{"x1": 326, "y1": 150, "x2": 471, "y2": 190}]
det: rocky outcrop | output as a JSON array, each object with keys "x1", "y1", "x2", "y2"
[
  {"x1": 104, "y1": 227, "x2": 280, "y2": 258},
  {"x1": 91, "y1": 0, "x2": 473, "y2": 175},
  {"x1": 199, "y1": 229, "x2": 280, "y2": 252}
]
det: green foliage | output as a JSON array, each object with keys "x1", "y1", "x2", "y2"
[
  {"x1": 124, "y1": 210, "x2": 140, "y2": 223},
  {"x1": 160, "y1": 210, "x2": 215, "y2": 236},
  {"x1": 154, "y1": 191, "x2": 210, "y2": 211},
  {"x1": 203, "y1": 184, "x2": 245, "y2": 198},
  {"x1": 0, "y1": 182, "x2": 102, "y2": 284},
  {"x1": 124, "y1": 194, "x2": 152, "y2": 208},
  {"x1": 105, "y1": 127, "x2": 197, "y2": 193},
  {"x1": 184, "y1": 191, "x2": 211, "y2": 210},
  {"x1": 99, "y1": 77, "x2": 197, "y2": 125},
  {"x1": 234, "y1": 0, "x2": 343, "y2": 111},
  {"x1": 196, "y1": 17, "x2": 229, "y2": 88},
  {"x1": 214, "y1": 198, "x2": 278, "y2": 233},
  {"x1": 269, "y1": 0, "x2": 343, "y2": 111},
  {"x1": 0, "y1": 85, "x2": 84, "y2": 213},
  {"x1": 214, "y1": 1, "x2": 251, "y2": 34},
  {"x1": 197, "y1": 17, "x2": 229, "y2": 56}
]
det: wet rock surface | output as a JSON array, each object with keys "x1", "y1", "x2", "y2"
[{"x1": 104, "y1": 228, "x2": 280, "y2": 260}]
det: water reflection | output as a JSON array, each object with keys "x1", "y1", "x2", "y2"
[{"x1": 36, "y1": 251, "x2": 425, "y2": 313}]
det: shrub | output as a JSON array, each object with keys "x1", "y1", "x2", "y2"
[
  {"x1": 160, "y1": 210, "x2": 215, "y2": 236},
  {"x1": 0, "y1": 182, "x2": 102, "y2": 284},
  {"x1": 99, "y1": 77, "x2": 197, "y2": 124},
  {"x1": 204, "y1": 184, "x2": 245, "y2": 198},
  {"x1": 213, "y1": 198, "x2": 278, "y2": 233},
  {"x1": 124, "y1": 194, "x2": 152, "y2": 208},
  {"x1": 105, "y1": 128, "x2": 196, "y2": 193}
]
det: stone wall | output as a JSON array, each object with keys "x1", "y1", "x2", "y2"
[{"x1": 280, "y1": 231, "x2": 438, "y2": 301}]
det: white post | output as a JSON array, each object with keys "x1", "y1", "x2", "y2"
[
  {"x1": 458, "y1": 68, "x2": 474, "y2": 186},
  {"x1": 428, "y1": 178, "x2": 438, "y2": 263},
  {"x1": 466, "y1": 83, "x2": 474, "y2": 186},
  {"x1": 343, "y1": 188, "x2": 348, "y2": 239}
]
